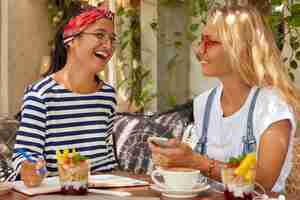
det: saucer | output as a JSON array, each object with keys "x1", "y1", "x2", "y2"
[
  {"x1": 150, "y1": 183, "x2": 210, "y2": 198},
  {"x1": 0, "y1": 182, "x2": 13, "y2": 195}
]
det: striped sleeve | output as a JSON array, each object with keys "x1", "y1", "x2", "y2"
[
  {"x1": 12, "y1": 88, "x2": 46, "y2": 179},
  {"x1": 105, "y1": 90, "x2": 118, "y2": 169}
]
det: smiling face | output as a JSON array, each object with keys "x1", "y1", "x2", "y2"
[
  {"x1": 193, "y1": 21, "x2": 233, "y2": 79},
  {"x1": 68, "y1": 18, "x2": 115, "y2": 74}
]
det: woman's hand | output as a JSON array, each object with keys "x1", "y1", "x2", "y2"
[
  {"x1": 148, "y1": 138, "x2": 196, "y2": 169},
  {"x1": 20, "y1": 160, "x2": 44, "y2": 187},
  {"x1": 149, "y1": 138, "x2": 222, "y2": 180}
]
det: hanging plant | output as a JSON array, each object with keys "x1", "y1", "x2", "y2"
[
  {"x1": 46, "y1": 0, "x2": 90, "y2": 48},
  {"x1": 191, "y1": 0, "x2": 300, "y2": 81},
  {"x1": 146, "y1": 0, "x2": 300, "y2": 108},
  {"x1": 47, "y1": 0, "x2": 89, "y2": 30},
  {"x1": 116, "y1": 5, "x2": 156, "y2": 112},
  {"x1": 151, "y1": 0, "x2": 300, "y2": 83}
]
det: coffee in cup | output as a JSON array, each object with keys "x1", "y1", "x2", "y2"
[
  {"x1": 166, "y1": 167, "x2": 196, "y2": 172},
  {"x1": 151, "y1": 167, "x2": 201, "y2": 190}
]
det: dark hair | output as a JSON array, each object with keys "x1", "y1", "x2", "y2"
[{"x1": 43, "y1": 5, "x2": 83, "y2": 77}]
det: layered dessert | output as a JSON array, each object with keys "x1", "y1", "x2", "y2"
[
  {"x1": 56, "y1": 149, "x2": 89, "y2": 195},
  {"x1": 222, "y1": 153, "x2": 256, "y2": 200}
]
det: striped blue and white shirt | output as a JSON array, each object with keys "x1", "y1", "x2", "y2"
[{"x1": 12, "y1": 76, "x2": 117, "y2": 179}]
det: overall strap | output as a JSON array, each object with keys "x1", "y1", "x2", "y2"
[
  {"x1": 242, "y1": 88, "x2": 261, "y2": 155},
  {"x1": 195, "y1": 87, "x2": 217, "y2": 155}
]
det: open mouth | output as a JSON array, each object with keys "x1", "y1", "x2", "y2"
[
  {"x1": 200, "y1": 60, "x2": 208, "y2": 64},
  {"x1": 94, "y1": 51, "x2": 109, "y2": 60}
]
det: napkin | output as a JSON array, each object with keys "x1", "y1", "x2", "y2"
[{"x1": 13, "y1": 174, "x2": 149, "y2": 196}]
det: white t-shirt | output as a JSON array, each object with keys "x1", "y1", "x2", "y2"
[{"x1": 192, "y1": 83, "x2": 297, "y2": 192}]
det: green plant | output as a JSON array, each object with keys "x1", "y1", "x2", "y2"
[
  {"x1": 148, "y1": 0, "x2": 217, "y2": 108},
  {"x1": 267, "y1": 1, "x2": 300, "y2": 81},
  {"x1": 47, "y1": 0, "x2": 88, "y2": 30},
  {"x1": 116, "y1": 6, "x2": 155, "y2": 112},
  {"x1": 146, "y1": 0, "x2": 300, "y2": 108},
  {"x1": 188, "y1": 0, "x2": 300, "y2": 81}
]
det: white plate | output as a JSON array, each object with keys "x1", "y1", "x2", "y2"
[
  {"x1": 0, "y1": 182, "x2": 13, "y2": 195},
  {"x1": 150, "y1": 183, "x2": 210, "y2": 198}
]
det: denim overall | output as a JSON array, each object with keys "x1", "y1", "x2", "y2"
[{"x1": 194, "y1": 87, "x2": 261, "y2": 156}]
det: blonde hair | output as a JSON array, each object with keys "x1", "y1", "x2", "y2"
[{"x1": 208, "y1": 5, "x2": 300, "y2": 115}]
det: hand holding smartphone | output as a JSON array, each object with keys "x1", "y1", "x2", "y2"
[{"x1": 148, "y1": 137, "x2": 171, "y2": 148}]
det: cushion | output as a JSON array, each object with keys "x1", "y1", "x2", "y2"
[
  {"x1": 112, "y1": 101, "x2": 194, "y2": 174},
  {"x1": 113, "y1": 113, "x2": 172, "y2": 174},
  {"x1": 0, "y1": 117, "x2": 19, "y2": 182},
  {"x1": 0, "y1": 160, "x2": 13, "y2": 182},
  {"x1": 0, "y1": 118, "x2": 19, "y2": 158}
]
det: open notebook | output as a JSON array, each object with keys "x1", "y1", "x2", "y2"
[{"x1": 13, "y1": 174, "x2": 149, "y2": 196}]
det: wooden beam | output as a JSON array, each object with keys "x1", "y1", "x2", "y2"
[{"x1": 0, "y1": 0, "x2": 9, "y2": 116}]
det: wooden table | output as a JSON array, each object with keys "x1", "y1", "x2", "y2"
[
  {"x1": 1, "y1": 172, "x2": 296, "y2": 200},
  {"x1": 1, "y1": 186, "x2": 225, "y2": 200}
]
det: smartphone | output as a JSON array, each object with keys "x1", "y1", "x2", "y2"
[
  {"x1": 161, "y1": 131, "x2": 174, "y2": 139},
  {"x1": 148, "y1": 136, "x2": 170, "y2": 148}
]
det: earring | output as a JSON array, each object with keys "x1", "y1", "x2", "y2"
[{"x1": 66, "y1": 42, "x2": 74, "y2": 49}]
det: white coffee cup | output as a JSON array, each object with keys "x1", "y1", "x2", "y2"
[{"x1": 151, "y1": 167, "x2": 201, "y2": 190}]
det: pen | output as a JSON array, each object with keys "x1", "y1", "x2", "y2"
[{"x1": 16, "y1": 148, "x2": 48, "y2": 176}]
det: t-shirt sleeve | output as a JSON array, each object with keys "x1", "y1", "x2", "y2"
[
  {"x1": 12, "y1": 88, "x2": 46, "y2": 180},
  {"x1": 105, "y1": 88, "x2": 118, "y2": 168},
  {"x1": 254, "y1": 88, "x2": 297, "y2": 192},
  {"x1": 254, "y1": 88, "x2": 297, "y2": 144}
]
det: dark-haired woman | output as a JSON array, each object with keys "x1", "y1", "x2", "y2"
[{"x1": 12, "y1": 6, "x2": 117, "y2": 186}]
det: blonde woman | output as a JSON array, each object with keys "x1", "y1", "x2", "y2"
[{"x1": 149, "y1": 5, "x2": 300, "y2": 193}]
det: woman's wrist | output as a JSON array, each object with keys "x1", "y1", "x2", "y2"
[
  {"x1": 206, "y1": 158, "x2": 216, "y2": 178},
  {"x1": 189, "y1": 154, "x2": 220, "y2": 179},
  {"x1": 190, "y1": 153, "x2": 209, "y2": 172}
]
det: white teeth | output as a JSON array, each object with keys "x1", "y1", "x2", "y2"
[
  {"x1": 200, "y1": 60, "x2": 208, "y2": 64},
  {"x1": 95, "y1": 51, "x2": 107, "y2": 57}
]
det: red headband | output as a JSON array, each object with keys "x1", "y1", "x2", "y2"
[{"x1": 63, "y1": 7, "x2": 114, "y2": 45}]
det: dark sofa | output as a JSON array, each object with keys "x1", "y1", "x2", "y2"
[{"x1": 0, "y1": 101, "x2": 194, "y2": 181}]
